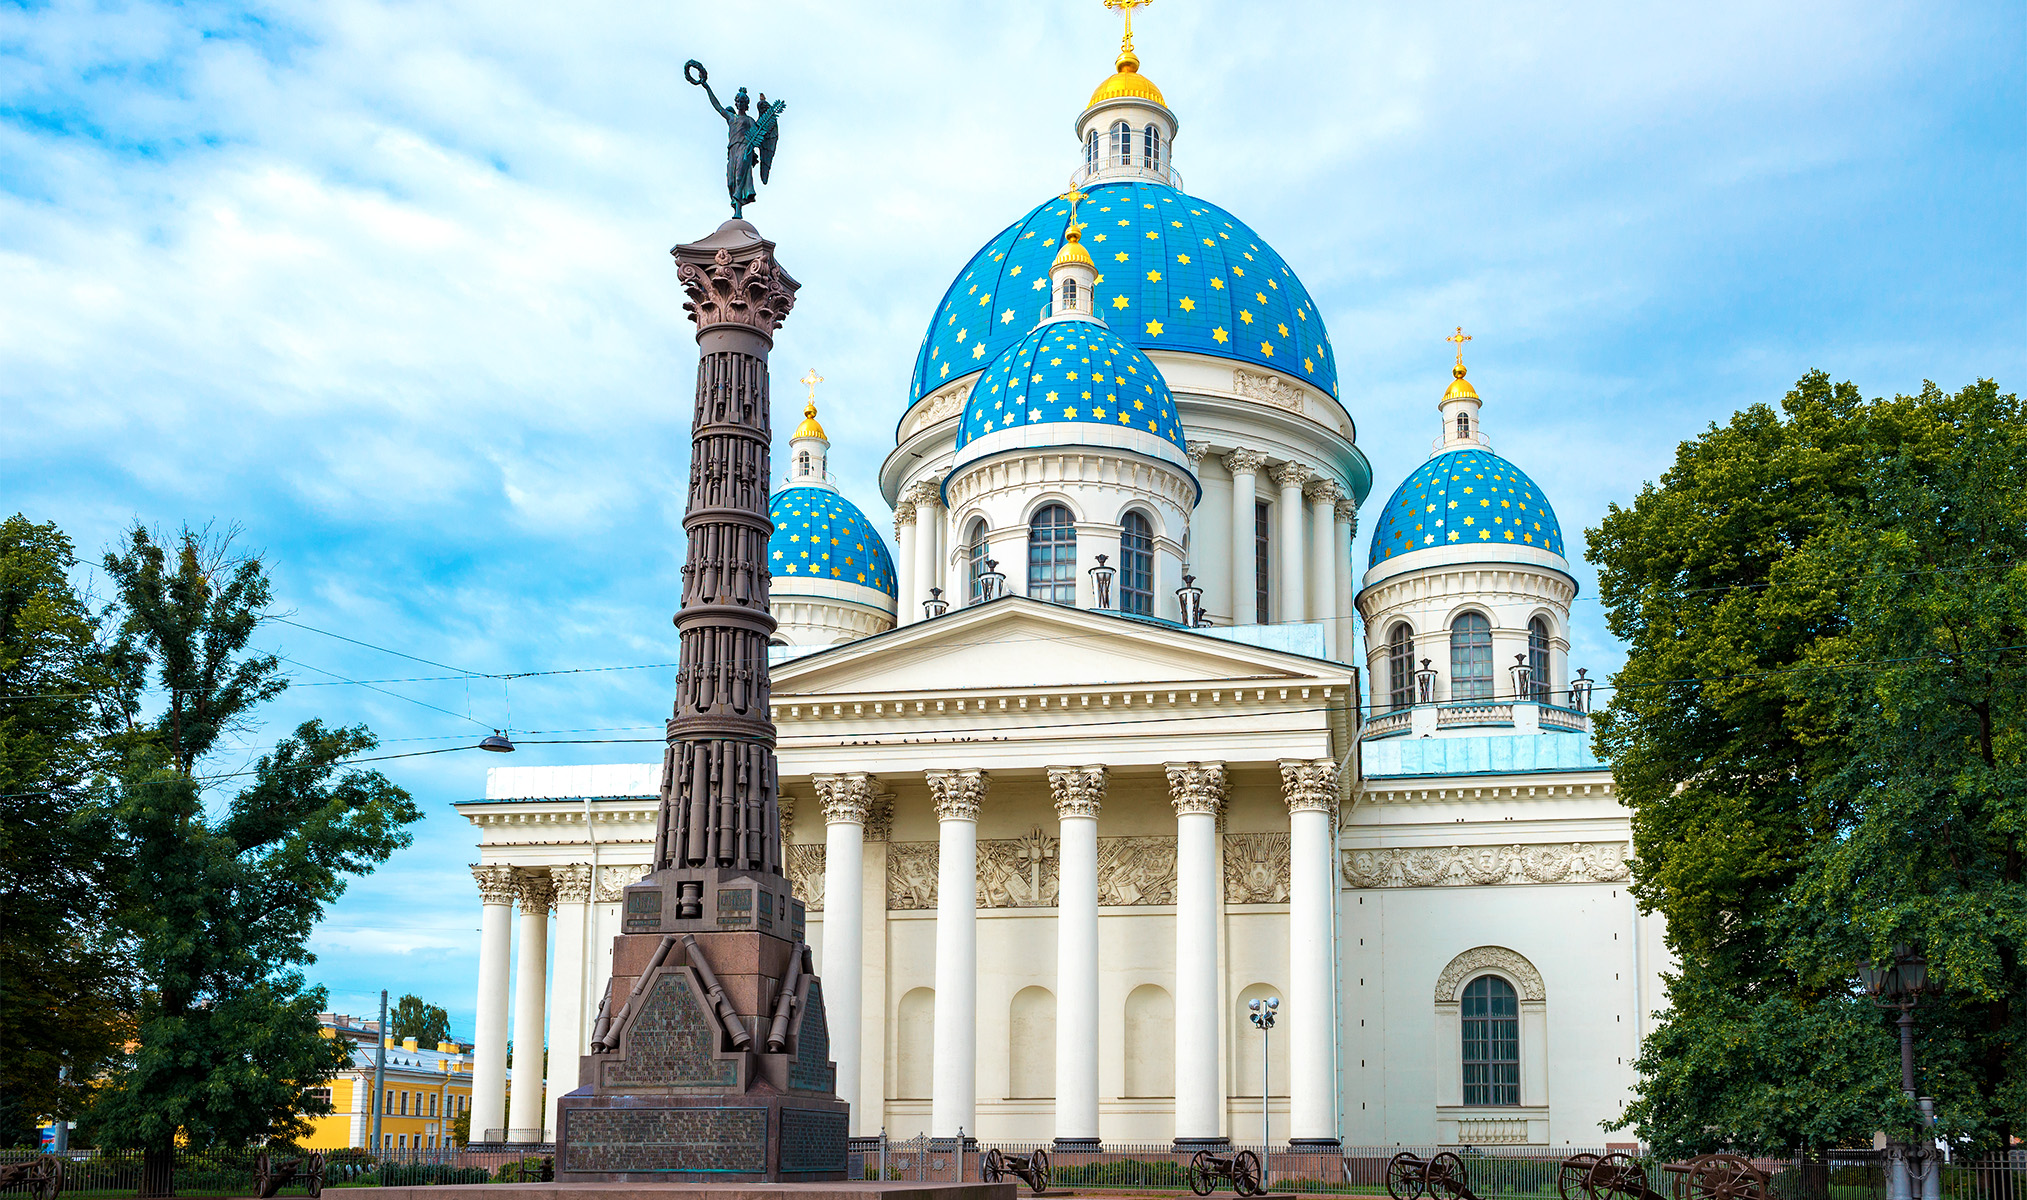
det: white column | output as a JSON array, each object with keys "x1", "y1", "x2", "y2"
[
  {"x1": 894, "y1": 502, "x2": 918, "y2": 625},
  {"x1": 1306, "y1": 479, "x2": 1340, "y2": 657},
  {"x1": 1050, "y1": 766, "x2": 1105, "y2": 1147},
  {"x1": 1224, "y1": 450, "x2": 1266, "y2": 624},
  {"x1": 544, "y1": 864, "x2": 591, "y2": 1140},
  {"x1": 1281, "y1": 759, "x2": 1342, "y2": 1146},
  {"x1": 913, "y1": 484, "x2": 942, "y2": 619},
  {"x1": 1165, "y1": 761, "x2": 1228, "y2": 1146},
  {"x1": 1333, "y1": 499, "x2": 1357, "y2": 663},
  {"x1": 1275, "y1": 463, "x2": 1311, "y2": 623},
  {"x1": 506, "y1": 872, "x2": 552, "y2": 1142},
  {"x1": 927, "y1": 768, "x2": 987, "y2": 1138},
  {"x1": 469, "y1": 865, "x2": 516, "y2": 1144},
  {"x1": 814, "y1": 772, "x2": 878, "y2": 1136}
]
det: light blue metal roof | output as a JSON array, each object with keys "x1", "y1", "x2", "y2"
[{"x1": 1361, "y1": 732, "x2": 1602, "y2": 777}]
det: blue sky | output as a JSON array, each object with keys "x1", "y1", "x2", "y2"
[{"x1": 5, "y1": 0, "x2": 2021, "y2": 1039}]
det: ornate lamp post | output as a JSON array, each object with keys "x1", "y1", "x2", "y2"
[
  {"x1": 1569, "y1": 668, "x2": 1594, "y2": 713},
  {"x1": 1089, "y1": 554, "x2": 1116, "y2": 610},
  {"x1": 1176, "y1": 574, "x2": 1207, "y2": 627},
  {"x1": 979, "y1": 557, "x2": 1008, "y2": 602},
  {"x1": 1508, "y1": 654, "x2": 1533, "y2": 703},
  {"x1": 1246, "y1": 996, "x2": 1278, "y2": 1152},
  {"x1": 1413, "y1": 658, "x2": 1439, "y2": 707},
  {"x1": 1858, "y1": 944, "x2": 1941, "y2": 1200},
  {"x1": 923, "y1": 587, "x2": 949, "y2": 620}
]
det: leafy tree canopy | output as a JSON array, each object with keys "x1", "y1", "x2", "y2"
[
  {"x1": 1590, "y1": 375, "x2": 2024, "y2": 1154},
  {"x1": 390, "y1": 994, "x2": 453, "y2": 1049}
]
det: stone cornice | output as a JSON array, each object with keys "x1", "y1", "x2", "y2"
[
  {"x1": 943, "y1": 445, "x2": 1198, "y2": 519},
  {"x1": 771, "y1": 681, "x2": 1343, "y2": 724},
  {"x1": 1354, "y1": 777, "x2": 1615, "y2": 805},
  {"x1": 1356, "y1": 559, "x2": 1579, "y2": 625}
]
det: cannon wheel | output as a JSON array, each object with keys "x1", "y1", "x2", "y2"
[
  {"x1": 1587, "y1": 1153, "x2": 1650, "y2": 1200},
  {"x1": 982, "y1": 1149, "x2": 1005, "y2": 1184},
  {"x1": 1425, "y1": 1152, "x2": 1469, "y2": 1200},
  {"x1": 1030, "y1": 1148, "x2": 1051, "y2": 1194},
  {"x1": 28, "y1": 1157, "x2": 66, "y2": 1200},
  {"x1": 1188, "y1": 1150, "x2": 1217, "y2": 1197},
  {"x1": 1387, "y1": 1152, "x2": 1428, "y2": 1200},
  {"x1": 1559, "y1": 1155, "x2": 1600, "y2": 1200},
  {"x1": 1683, "y1": 1155, "x2": 1764, "y2": 1200},
  {"x1": 304, "y1": 1153, "x2": 325, "y2": 1199},
  {"x1": 1233, "y1": 1150, "x2": 1263, "y2": 1197},
  {"x1": 253, "y1": 1152, "x2": 277, "y2": 1200}
]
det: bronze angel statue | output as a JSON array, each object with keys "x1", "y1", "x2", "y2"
[{"x1": 685, "y1": 60, "x2": 785, "y2": 218}]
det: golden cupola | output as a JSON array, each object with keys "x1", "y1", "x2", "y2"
[
  {"x1": 1075, "y1": 0, "x2": 1178, "y2": 185},
  {"x1": 793, "y1": 400, "x2": 827, "y2": 440},
  {"x1": 1088, "y1": 43, "x2": 1167, "y2": 109}
]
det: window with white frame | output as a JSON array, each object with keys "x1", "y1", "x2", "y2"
[
  {"x1": 1450, "y1": 612, "x2": 1494, "y2": 700},
  {"x1": 1461, "y1": 974, "x2": 1520, "y2": 1105},
  {"x1": 1387, "y1": 623, "x2": 1415, "y2": 711},
  {"x1": 1528, "y1": 617, "x2": 1552, "y2": 702},
  {"x1": 1143, "y1": 124, "x2": 1163, "y2": 171},
  {"x1": 1120, "y1": 511, "x2": 1154, "y2": 616},
  {"x1": 966, "y1": 518, "x2": 989, "y2": 605},
  {"x1": 1111, "y1": 120, "x2": 1133, "y2": 165},
  {"x1": 1027, "y1": 505, "x2": 1077, "y2": 605}
]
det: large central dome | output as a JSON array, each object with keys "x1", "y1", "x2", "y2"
[{"x1": 909, "y1": 180, "x2": 1339, "y2": 406}]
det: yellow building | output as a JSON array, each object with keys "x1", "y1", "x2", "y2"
[{"x1": 301, "y1": 1013, "x2": 480, "y2": 1151}]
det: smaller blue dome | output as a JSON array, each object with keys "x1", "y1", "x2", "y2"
[
  {"x1": 952, "y1": 320, "x2": 1191, "y2": 479},
  {"x1": 768, "y1": 486, "x2": 897, "y2": 598},
  {"x1": 1367, "y1": 448, "x2": 1565, "y2": 569}
]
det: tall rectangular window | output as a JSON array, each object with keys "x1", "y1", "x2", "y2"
[
  {"x1": 1255, "y1": 501, "x2": 1273, "y2": 624},
  {"x1": 1450, "y1": 612, "x2": 1495, "y2": 700},
  {"x1": 1120, "y1": 512, "x2": 1155, "y2": 616},
  {"x1": 1027, "y1": 505, "x2": 1078, "y2": 605}
]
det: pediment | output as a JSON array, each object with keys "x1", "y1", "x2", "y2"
[{"x1": 771, "y1": 597, "x2": 1342, "y2": 698}]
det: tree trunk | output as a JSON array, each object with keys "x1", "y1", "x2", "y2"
[{"x1": 138, "y1": 1145, "x2": 175, "y2": 1198}]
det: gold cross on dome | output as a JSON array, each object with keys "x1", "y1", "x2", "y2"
[
  {"x1": 800, "y1": 368, "x2": 824, "y2": 402},
  {"x1": 1059, "y1": 188, "x2": 1089, "y2": 237},
  {"x1": 1103, "y1": 0, "x2": 1152, "y2": 53},
  {"x1": 1447, "y1": 326, "x2": 1472, "y2": 367}
]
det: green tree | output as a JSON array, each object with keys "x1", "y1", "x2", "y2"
[
  {"x1": 79, "y1": 526, "x2": 422, "y2": 1193},
  {"x1": 0, "y1": 516, "x2": 130, "y2": 1144},
  {"x1": 389, "y1": 994, "x2": 452, "y2": 1049},
  {"x1": 1590, "y1": 374, "x2": 2025, "y2": 1156}
]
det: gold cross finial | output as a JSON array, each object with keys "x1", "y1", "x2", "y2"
[
  {"x1": 799, "y1": 368, "x2": 824, "y2": 403},
  {"x1": 1059, "y1": 188, "x2": 1089, "y2": 240},
  {"x1": 1447, "y1": 326, "x2": 1472, "y2": 374},
  {"x1": 1103, "y1": 0, "x2": 1153, "y2": 56}
]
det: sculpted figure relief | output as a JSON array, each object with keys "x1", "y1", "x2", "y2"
[
  {"x1": 1223, "y1": 833, "x2": 1291, "y2": 904},
  {"x1": 1342, "y1": 841, "x2": 1631, "y2": 889}
]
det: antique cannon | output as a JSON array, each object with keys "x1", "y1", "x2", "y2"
[
  {"x1": 1386, "y1": 1150, "x2": 1487, "y2": 1200},
  {"x1": 1187, "y1": 1148, "x2": 1264, "y2": 1197},
  {"x1": 1564, "y1": 1152, "x2": 1768, "y2": 1200},
  {"x1": 252, "y1": 1151, "x2": 325, "y2": 1199},
  {"x1": 981, "y1": 1148, "x2": 1051, "y2": 1194},
  {"x1": 0, "y1": 1155, "x2": 65, "y2": 1200}
]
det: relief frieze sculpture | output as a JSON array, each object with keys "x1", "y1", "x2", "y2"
[
  {"x1": 1342, "y1": 841, "x2": 1631, "y2": 889},
  {"x1": 887, "y1": 835, "x2": 1179, "y2": 909},
  {"x1": 788, "y1": 844, "x2": 826, "y2": 911},
  {"x1": 1223, "y1": 833, "x2": 1291, "y2": 904},
  {"x1": 1233, "y1": 368, "x2": 1304, "y2": 411}
]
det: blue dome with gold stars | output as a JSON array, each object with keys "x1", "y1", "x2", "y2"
[
  {"x1": 951, "y1": 318, "x2": 1195, "y2": 490},
  {"x1": 768, "y1": 486, "x2": 897, "y2": 600},
  {"x1": 910, "y1": 180, "x2": 1338, "y2": 409},
  {"x1": 1367, "y1": 448, "x2": 1565, "y2": 569}
]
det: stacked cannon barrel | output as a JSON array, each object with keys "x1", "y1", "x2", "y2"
[{"x1": 553, "y1": 219, "x2": 848, "y2": 1183}]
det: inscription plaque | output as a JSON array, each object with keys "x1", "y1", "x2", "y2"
[
  {"x1": 779, "y1": 1107, "x2": 849, "y2": 1174},
  {"x1": 788, "y1": 979, "x2": 835, "y2": 1094},
  {"x1": 560, "y1": 1107, "x2": 766, "y2": 1175},
  {"x1": 717, "y1": 888, "x2": 752, "y2": 927},
  {"x1": 624, "y1": 889, "x2": 664, "y2": 933}
]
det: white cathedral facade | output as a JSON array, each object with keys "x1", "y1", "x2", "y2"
[{"x1": 458, "y1": 29, "x2": 1668, "y2": 1153}]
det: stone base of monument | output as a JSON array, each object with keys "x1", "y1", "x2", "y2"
[{"x1": 336, "y1": 1183, "x2": 1016, "y2": 1200}]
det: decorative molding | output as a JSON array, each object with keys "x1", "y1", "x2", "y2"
[
  {"x1": 1279, "y1": 757, "x2": 1339, "y2": 815},
  {"x1": 812, "y1": 772, "x2": 881, "y2": 826},
  {"x1": 864, "y1": 793, "x2": 896, "y2": 843},
  {"x1": 471, "y1": 863, "x2": 519, "y2": 905},
  {"x1": 594, "y1": 866, "x2": 638, "y2": 904},
  {"x1": 903, "y1": 383, "x2": 971, "y2": 439},
  {"x1": 788, "y1": 843, "x2": 826, "y2": 911},
  {"x1": 1097, "y1": 836, "x2": 1177, "y2": 905},
  {"x1": 942, "y1": 449, "x2": 1196, "y2": 519},
  {"x1": 1272, "y1": 461, "x2": 1314, "y2": 490},
  {"x1": 1223, "y1": 833, "x2": 1291, "y2": 904},
  {"x1": 550, "y1": 863, "x2": 593, "y2": 905},
  {"x1": 1334, "y1": 498, "x2": 1359, "y2": 525},
  {"x1": 673, "y1": 244, "x2": 798, "y2": 335},
  {"x1": 894, "y1": 499, "x2": 917, "y2": 529},
  {"x1": 1164, "y1": 761, "x2": 1228, "y2": 818},
  {"x1": 1233, "y1": 368, "x2": 1303, "y2": 412},
  {"x1": 906, "y1": 478, "x2": 946, "y2": 511},
  {"x1": 978, "y1": 826, "x2": 1059, "y2": 907},
  {"x1": 779, "y1": 793, "x2": 795, "y2": 845},
  {"x1": 1048, "y1": 765, "x2": 1106, "y2": 820},
  {"x1": 887, "y1": 842, "x2": 939, "y2": 909},
  {"x1": 1304, "y1": 477, "x2": 1342, "y2": 505},
  {"x1": 926, "y1": 768, "x2": 988, "y2": 822},
  {"x1": 513, "y1": 870, "x2": 556, "y2": 915},
  {"x1": 1345, "y1": 841, "x2": 1630, "y2": 890},
  {"x1": 1221, "y1": 448, "x2": 1268, "y2": 477},
  {"x1": 1185, "y1": 442, "x2": 1212, "y2": 461},
  {"x1": 1434, "y1": 945, "x2": 1546, "y2": 1003}
]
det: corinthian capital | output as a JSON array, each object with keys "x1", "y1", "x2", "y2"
[
  {"x1": 1304, "y1": 477, "x2": 1342, "y2": 504},
  {"x1": 1048, "y1": 766, "x2": 1106, "y2": 820},
  {"x1": 514, "y1": 870, "x2": 555, "y2": 915},
  {"x1": 1279, "y1": 757, "x2": 1341, "y2": 815},
  {"x1": 1273, "y1": 461, "x2": 1313, "y2": 490},
  {"x1": 671, "y1": 235, "x2": 799, "y2": 335},
  {"x1": 865, "y1": 793, "x2": 896, "y2": 842},
  {"x1": 1222, "y1": 448, "x2": 1268, "y2": 477},
  {"x1": 471, "y1": 863, "x2": 519, "y2": 905},
  {"x1": 813, "y1": 772, "x2": 882, "y2": 826},
  {"x1": 550, "y1": 863, "x2": 593, "y2": 905},
  {"x1": 1334, "y1": 498, "x2": 1359, "y2": 525},
  {"x1": 925, "y1": 768, "x2": 989, "y2": 821},
  {"x1": 1165, "y1": 761, "x2": 1229, "y2": 818}
]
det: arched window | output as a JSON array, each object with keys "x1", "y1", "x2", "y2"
[
  {"x1": 1457, "y1": 412, "x2": 1471, "y2": 439},
  {"x1": 1086, "y1": 128, "x2": 1099, "y2": 169},
  {"x1": 1027, "y1": 505, "x2": 1077, "y2": 605},
  {"x1": 796, "y1": 450, "x2": 811, "y2": 477},
  {"x1": 1450, "y1": 612, "x2": 1494, "y2": 700},
  {"x1": 1111, "y1": 120, "x2": 1133, "y2": 166},
  {"x1": 966, "y1": 518, "x2": 989, "y2": 605},
  {"x1": 1143, "y1": 124, "x2": 1163, "y2": 171},
  {"x1": 1528, "y1": 617, "x2": 1552, "y2": 702},
  {"x1": 1461, "y1": 975, "x2": 1520, "y2": 1106},
  {"x1": 1387, "y1": 623, "x2": 1415, "y2": 711},
  {"x1": 1061, "y1": 278, "x2": 1078, "y2": 311},
  {"x1": 1120, "y1": 511, "x2": 1155, "y2": 616}
]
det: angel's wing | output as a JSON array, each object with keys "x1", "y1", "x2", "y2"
[{"x1": 751, "y1": 101, "x2": 786, "y2": 183}]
